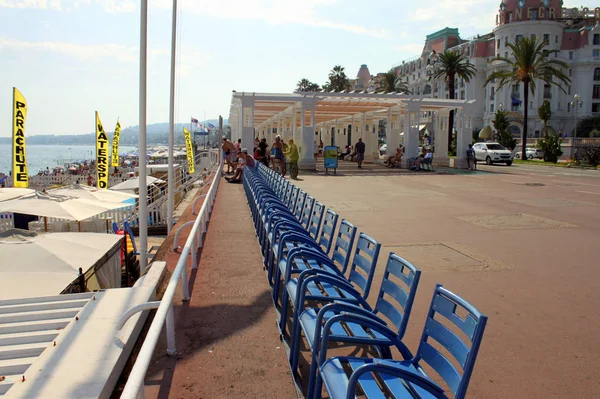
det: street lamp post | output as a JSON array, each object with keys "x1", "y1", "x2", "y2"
[{"x1": 570, "y1": 94, "x2": 583, "y2": 161}]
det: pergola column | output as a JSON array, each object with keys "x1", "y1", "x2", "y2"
[
  {"x1": 299, "y1": 100, "x2": 316, "y2": 170},
  {"x1": 241, "y1": 97, "x2": 254, "y2": 151},
  {"x1": 454, "y1": 107, "x2": 472, "y2": 169},
  {"x1": 401, "y1": 102, "x2": 420, "y2": 168},
  {"x1": 362, "y1": 113, "x2": 377, "y2": 161},
  {"x1": 433, "y1": 111, "x2": 449, "y2": 166},
  {"x1": 386, "y1": 107, "x2": 401, "y2": 157}
]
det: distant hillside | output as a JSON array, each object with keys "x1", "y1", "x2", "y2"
[{"x1": 0, "y1": 120, "x2": 229, "y2": 145}]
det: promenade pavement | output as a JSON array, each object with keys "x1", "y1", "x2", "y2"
[
  {"x1": 289, "y1": 160, "x2": 600, "y2": 398},
  {"x1": 143, "y1": 177, "x2": 294, "y2": 399}
]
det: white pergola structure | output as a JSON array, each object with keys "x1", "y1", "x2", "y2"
[{"x1": 229, "y1": 91, "x2": 476, "y2": 169}]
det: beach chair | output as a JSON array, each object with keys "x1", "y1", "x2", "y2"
[
  {"x1": 313, "y1": 284, "x2": 488, "y2": 399},
  {"x1": 123, "y1": 221, "x2": 159, "y2": 262}
]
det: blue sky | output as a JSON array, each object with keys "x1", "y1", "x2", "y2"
[{"x1": 0, "y1": 0, "x2": 579, "y2": 136}]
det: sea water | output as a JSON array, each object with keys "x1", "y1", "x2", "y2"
[{"x1": 0, "y1": 144, "x2": 137, "y2": 176}]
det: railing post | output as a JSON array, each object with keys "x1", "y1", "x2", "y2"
[
  {"x1": 181, "y1": 262, "x2": 190, "y2": 301},
  {"x1": 191, "y1": 236, "x2": 197, "y2": 270},
  {"x1": 166, "y1": 304, "x2": 176, "y2": 355},
  {"x1": 137, "y1": 387, "x2": 145, "y2": 399}
]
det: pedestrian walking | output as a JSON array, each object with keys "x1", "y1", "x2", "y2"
[{"x1": 355, "y1": 138, "x2": 366, "y2": 168}]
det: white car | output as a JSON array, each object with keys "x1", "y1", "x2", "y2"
[
  {"x1": 473, "y1": 142, "x2": 514, "y2": 166},
  {"x1": 514, "y1": 148, "x2": 543, "y2": 160}
]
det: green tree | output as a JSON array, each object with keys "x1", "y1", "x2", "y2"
[
  {"x1": 492, "y1": 109, "x2": 516, "y2": 150},
  {"x1": 538, "y1": 100, "x2": 552, "y2": 138},
  {"x1": 484, "y1": 36, "x2": 570, "y2": 160},
  {"x1": 327, "y1": 65, "x2": 352, "y2": 92},
  {"x1": 575, "y1": 116, "x2": 600, "y2": 137},
  {"x1": 375, "y1": 69, "x2": 411, "y2": 94},
  {"x1": 432, "y1": 50, "x2": 477, "y2": 154},
  {"x1": 296, "y1": 78, "x2": 320, "y2": 92}
]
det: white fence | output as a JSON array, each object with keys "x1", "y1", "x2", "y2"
[{"x1": 119, "y1": 162, "x2": 223, "y2": 399}]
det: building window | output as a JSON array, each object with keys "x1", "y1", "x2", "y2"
[
  {"x1": 555, "y1": 35, "x2": 558, "y2": 43},
  {"x1": 490, "y1": 104, "x2": 494, "y2": 112},
  {"x1": 531, "y1": 34, "x2": 536, "y2": 40},
  {"x1": 505, "y1": 37, "x2": 508, "y2": 47},
  {"x1": 505, "y1": 51, "x2": 509, "y2": 58},
  {"x1": 516, "y1": 34, "x2": 523, "y2": 43},
  {"x1": 593, "y1": 49, "x2": 600, "y2": 58},
  {"x1": 569, "y1": 51, "x2": 573, "y2": 60},
  {"x1": 595, "y1": 68, "x2": 600, "y2": 80},
  {"x1": 593, "y1": 103, "x2": 600, "y2": 113},
  {"x1": 593, "y1": 85, "x2": 600, "y2": 100},
  {"x1": 567, "y1": 102, "x2": 571, "y2": 112},
  {"x1": 568, "y1": 85, "x2": 572, "y2": 95},
  {"x1": 490, "y1": 87, "x2": 495, "y2": 100},
  {"x1": 594, "y1": 34, "x2": 600, "y2": 45},
  {"x1": 497, "y1": 39, "x2": 500, "y2": 49},
  {"x1": 569, "y1": 69, "x2": 572, "y2": 77},
  {"x1": 543, "y1": 84, "x2": 552, "y2": 99},
  {"x1": 543, "y1": 34, "x2": 549, "y2": 44}
]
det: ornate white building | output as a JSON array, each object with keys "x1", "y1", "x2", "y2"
[{"x1": 392, "y1": 0, "x2": 600, "y2": 140}]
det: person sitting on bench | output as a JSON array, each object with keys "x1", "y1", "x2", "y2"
[
  {"x1": 385, "y1": 146, "x2": 403, "y2": 167},
  {"x1": 338, "y1": 145, "x2": 351, "y2": 160},
  {"x1": 226, "y1": 148, "x2": 255, "y2": 183},
  {"x1": 412, "y1": 148, "x2": 433, "y2": 170}
]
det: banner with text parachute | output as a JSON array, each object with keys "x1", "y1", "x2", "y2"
[
  {"x1": 183, "y1": 127, "x2": 195, "y2": 174},
  {"x1": 111, "y1": 120, "x2": 121, "y2": 167},
  {"x1": 12, "y1": 88, "x2": 28, "y2": 188},
  {"x1": 95, "y1": 112, "x2": 109, "y2": 189}
]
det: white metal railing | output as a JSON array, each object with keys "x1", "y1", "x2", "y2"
[{"x1": 119, "y1": 162, "x2": 222, "y2": 399}]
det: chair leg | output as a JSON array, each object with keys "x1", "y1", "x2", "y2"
[
  {"x1": 289, "y1": 313, "x2": 304, "y2": 373},
  {"x1": 306, "y1": 349, "x2": 320, "y2": 399}
]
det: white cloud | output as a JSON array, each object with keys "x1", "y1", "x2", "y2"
[{"x1": 0, "y1": 0, "x2": 135, "y2": 13}]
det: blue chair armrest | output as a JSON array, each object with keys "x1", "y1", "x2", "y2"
[
  {"x1": 347, "y1": 359, "x2": 447, "y2": 399},
  {"x1": 296, "y1": 273, "x2": 366, "y2": 317},
  {"x1": 319, "y1": 313, "x2": 414, "y2": 367}
]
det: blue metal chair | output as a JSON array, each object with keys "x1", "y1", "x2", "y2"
[
  {"x1": 278, "y1": 233, "x2": 381, "y2": 337},
  {"x1": 290, "y1": 253, "x2": 421, "y2": 384},
  {"x1": 313, "y1": 284, "x2": 488, "y2": 399}
]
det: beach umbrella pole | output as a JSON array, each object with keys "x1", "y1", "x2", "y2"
[
  {"x1": 167, "y1": 0, "x2": 177, "y2": 234},
  {"x1": 138, "y1": 0, "x2": 149, "y2": 271}
]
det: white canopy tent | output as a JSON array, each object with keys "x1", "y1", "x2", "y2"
[
  {"x1": 110, "y1": 175, "x2": 165, "y2": 192},
  {"x1": 0, "y1": 230, "x2": 123, "y2": 300},
  {"x1": 0, "y1": 187, "x2": 35, "y2": 202},
  {"x1": 49, "y1": 183, "x2": 138, "y2": 203}
]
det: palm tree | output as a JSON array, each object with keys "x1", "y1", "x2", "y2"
[
  {"x1": 327, "y1": 65, "x2": 352, "y2": 92},
  {"x1": 432, "y1": 50, "x2": 477, "y2": 153},
  {"x1": 485, "y1": 36, "x2": 570, "y2": 159},
  {"x1": 296, "y1": 78, "x2": 320, "y2": 92},
  {"x1": 538, "y1": 100, "x2": 552, "y2": 138},
  {"x1": 375, "y1": 69, "x2": 411, "y2": 94}
]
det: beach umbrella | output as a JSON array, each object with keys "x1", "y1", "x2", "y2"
[
  {"x1": 0, "y1": 191, "x2": 131, "y2": 222},
  {"x1": 110, "y1": 176, "x2": 165, "y2": 192},
  {"x1": 0, "y1": 188, "x2": 35, "y2": 202},
  {"x1": 49, "y1": 183, "x2": 138, "y2": 203},
  {"x1": 0, "y1": 229, "x2": 123, "y2": 299}
]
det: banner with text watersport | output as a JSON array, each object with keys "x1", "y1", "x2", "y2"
[
  {"x1": 183, "y1": 127, "x2": 195, "y2": 174},
  {"x1": 111, "y1": 120, "x2": 121, "y2": 167},
  {"x1": 95, "y1": 112, "x2": 109, "y2": 189},
  {"x1": 12, "y1": 88, "x2": 28, "y2": 188}
]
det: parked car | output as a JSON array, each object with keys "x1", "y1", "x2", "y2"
[
  {"x1": 473, "y1": 142, "x2": 514, "y2": 166},
  {"x1": 379, "y1": 144, "x2": 387, "y2": 155},
  {"x1": 514, "y1": 147, "x2": 543, "y2": 160}
]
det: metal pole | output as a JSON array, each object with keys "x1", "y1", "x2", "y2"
[
  {"x1": 166, "y1": 304, "x2": 176, "y2": 355},
  {"x1": 167, "y1": 0, "x2": 178, "y2": 235},
  {"x1": 571, "y1": 104, "x2": 578, "y2": 161},
  {"x1": 218, "y1": 116, "x2": 223, "y2": 165},
  {"x1": 138, "y1": 0, "x2": 149, "y2": 272}
]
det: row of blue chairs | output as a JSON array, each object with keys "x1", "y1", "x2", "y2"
[{"x1": 242, "y1": 163, "x2": 488, "y2": 399}]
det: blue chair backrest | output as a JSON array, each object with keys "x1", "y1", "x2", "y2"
[
  {"x1": 112, "y1": 222, "x2": 119, "y2": 234},
  {"x1": 415, "y1": 284, "x2": 488, "y2": 399},
  {"x1": 347, "y1": 233, "x2": 381, "y2": 299},
  {"x1": 300, "y1": 195, "x2": 315, "y2": 229},
  {"x1": 288, "y1": 186, "x2": 299, "y2": 210},
  {"x1": 294, "y1": 191, "x2": 307, "y2": 220},
  {"x1": 331, "y1": 220, "x2": 357, "y2": 274},
  {"x1": 123, "y1": 221, "x2": 138, "y2": 253},
  {"x1": 308, "y1": 202, "x2": 325, "y2": 240},
  {"x1": 373, "y1": 253, "x2": 421, "y2": 339},
  {"x1": 318, "y1": 209, "x2": 338, "y2": 255}
]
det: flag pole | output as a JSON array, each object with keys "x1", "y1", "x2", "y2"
[
  {"x1": 167, "y1": 0, "x2": 178, "y2": 234},
  {"x1": 138, "y1": 0, "x2": 149, "y2": 271}
]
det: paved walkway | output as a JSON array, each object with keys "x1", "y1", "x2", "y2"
[{"x1": 144, "y1": 178, "x2": 293, "y2": 398}]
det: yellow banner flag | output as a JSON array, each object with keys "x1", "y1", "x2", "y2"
[
  {"x1": 111, "y1": 120, "x2": 121, "y2": 167},
  {"x1": 183, "y1": 127, "x2": 195, "y2": 174},
  {"x1": 12, "y1": 88, "x2": 28, "y2": 188},
  {"x1": 95, "y1": 111, "x2": 109, "y2": 189}
]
